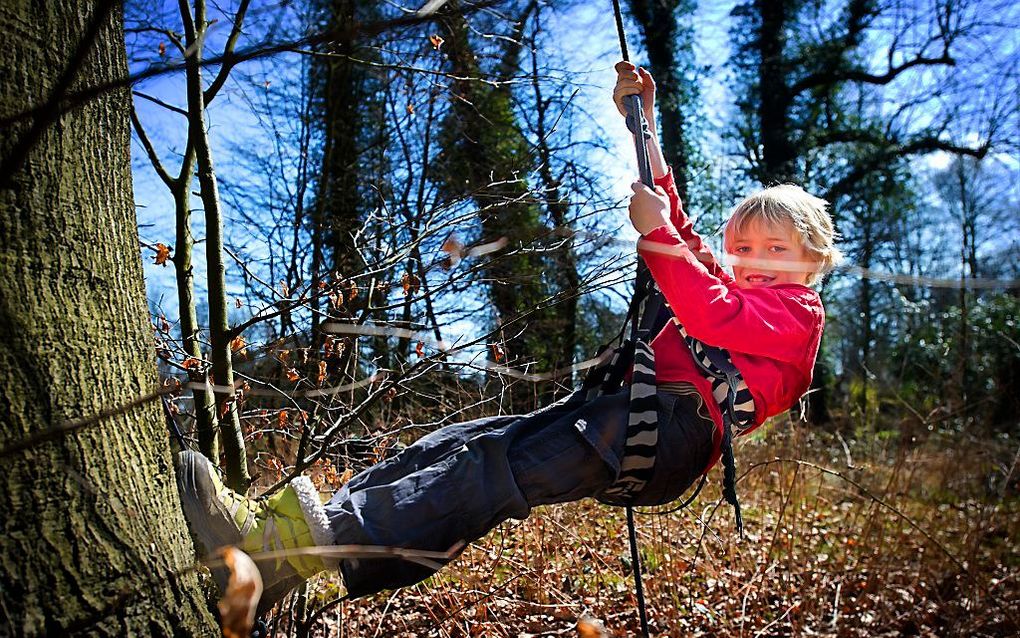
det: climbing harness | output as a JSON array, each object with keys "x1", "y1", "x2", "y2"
[{"x1": 589, "y1": 1, "x2": 758, "y2": 634}]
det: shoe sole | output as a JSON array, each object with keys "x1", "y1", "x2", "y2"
[{"x1": 176, "y1": 450, "x2": 244, "y2": 557}]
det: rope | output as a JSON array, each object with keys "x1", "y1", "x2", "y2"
[
  {"x1": 611, "y1": 0, "x2": 631, "y2": 62},
  {"x1": 610, "y1": 1, "x2": 653, "y2": 635},
  {"x1": 625, "y1": 505, "x2": 651, "y2": 637}
]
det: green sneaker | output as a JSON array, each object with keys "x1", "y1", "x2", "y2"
[{"x1": 175, "y1": 451, "x2": 335, "y2": 610}]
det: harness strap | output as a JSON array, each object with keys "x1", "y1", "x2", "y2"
[
  {"x1": 599, "y1": 280, "x2": 664, "y2": 502},
  {"x1": 674, "y1": 319, "x2": 755, "y2": 536}
]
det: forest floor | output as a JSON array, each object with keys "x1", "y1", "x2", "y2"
[{"x1": 264, "y1": 417, "x2": 1019, "y2": 637}]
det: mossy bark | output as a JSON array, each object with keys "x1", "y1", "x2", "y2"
[{"x1": 0, "y1": 2, "x2": 217, "y2": 635}]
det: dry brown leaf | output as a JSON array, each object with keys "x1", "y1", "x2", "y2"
[
  {"x1": 339, "y1": 467, "x2": 354, "y2": 484},
  {"x1": 181, "y1": 357, "x2": 202, "y2": 370},
  {"x1": 401, "y1": 273, "x2": 421, "y2": 297},
  {"x1": 217, "y1": 547, "x2": 263, "y2": 638},
  {"x1": 441, "y1": 234, "x2": 463, "y2": 261},
  {"x1": 285, "y1": 367, "x2": 300, "y2": 382},
  {"x1": 153, "y1": 242, "x2": 171, "y2": 266},
  {"x1": 229, "y1": 335, "x2": 246, "y2": 355},
  {"x1": 491, "y1": 343, "x2": 505, "y2": 363},
  {"x1": 429, "y1": 34, "x2": 444, "y2": 50}
]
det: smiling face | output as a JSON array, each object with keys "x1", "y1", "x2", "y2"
[{"x1": 726, "y1": 218, "x2": 818, "y2": 289}]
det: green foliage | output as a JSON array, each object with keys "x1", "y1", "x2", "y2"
[{"x1": 890, "y1": 292, "x2": 1020, "y2": 434}]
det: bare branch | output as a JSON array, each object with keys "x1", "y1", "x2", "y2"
[
  {"x1": 132, "y1": 90, "x2": 189, "y2": 116},
  {"x1": 125, "y1": 25, "x2": 186, "y2": 55},
  {"x1": 0, "y1": 388, "x2": 172, "y2": 459},
  {"x1": 825, "y1": 136, "x2": 990, "y2": 200},
  {"x1": 203, "y1": 0, "x2": 252, "y2": 105},
  {"x1": 129, "y1": 106, "x2": 174, "y2": 188},
  {"x1": 792, "y1": 52, "x2": 954, "y2": 95},
  {"x1": 0, "y1": 0, "x2": 505, "y2": 132}
]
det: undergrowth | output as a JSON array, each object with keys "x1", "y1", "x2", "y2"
[{"x1": 261, "y1": 417, "x2": 1019, "y2": 637}]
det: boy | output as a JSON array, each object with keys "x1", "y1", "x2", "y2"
[{"x1": 176, "y1": 61, "x2": 841, "y2": 613}]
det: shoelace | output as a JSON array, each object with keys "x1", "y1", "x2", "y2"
[{"x1": 220, "y1": 487, "x2": 258, "y2": 537}]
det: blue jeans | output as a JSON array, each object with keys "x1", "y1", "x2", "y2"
[{"x1": 324, "y1": 388, "x2": 715, "y2": 598}]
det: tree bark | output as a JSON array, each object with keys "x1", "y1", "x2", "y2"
[
  {"x1": 0, "y1": 1, "x2": 216, "y2": 634},
  {"x1": 756, "y1": 0, "x2": 796, "y2": 183}
]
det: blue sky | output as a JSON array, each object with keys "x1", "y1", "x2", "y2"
[
  {"x1": 129, "y1": 1, "x2": 742, "y2": 328},
  {"x1": 127, "y1": 0, "x2": 1018, "y2": 346}
]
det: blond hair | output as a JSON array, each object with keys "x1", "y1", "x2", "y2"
[{"x1": 724, "y1": 184, "x2": 843, "y2": 285}]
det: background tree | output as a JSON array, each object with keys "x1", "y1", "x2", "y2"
[
  {"x1": 129, "y1": 0, "x2": 253, "y2": 488},
  {"x1": 0, "y1": 1, "x2": 215, "y2": 633},
  {"x1": 309, "y1": 0, "x2": 388, "y2": 355},
  {"x1": 435, "y1": 1, "x2": 573, "y2": 406},
  {"x1": 626, "y1": 0, "x2": 701, "y2": 203},
  {"x1": 728, "y1": 0, "x2": 996, "y2": 423}
]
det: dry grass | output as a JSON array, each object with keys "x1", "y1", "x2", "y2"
[{"x1": 264, "y1": 419, "x2": 1019, "y2": 637}]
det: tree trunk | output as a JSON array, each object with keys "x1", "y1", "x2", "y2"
[
  {"x1": 857, "y1": 216, "x2": 874, "y2": 418},
  {"x1": 627, "y1": 0, "x2": 698, "y2": 202},
  {"x1": 319, "y1": 0, "x2": 367, "y2": 283},
  {"x1": 181, "y1": 0, "x2": 250, "y2": 491},
  {"x1": 0, "y1": 2, "x2": 216, "y2": 634},
  {"x1": 756, "y1": 0, "x2": 796, "y2": 183},
  {"x1": 529, "y1": 13, "x2": 577, "y2": 387},
  {"x1": 172, "y1": 149, "x2": 220, "y2": 462},
  {"x1": 438, "y1": 3, "x2": 563, "y2": 408}
]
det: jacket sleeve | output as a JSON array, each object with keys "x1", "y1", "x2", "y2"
[
  {"x1": 653, "y1": 168, "x2": 733, "y2": 284},
  {"x1": 637, "y1": 230, "x2": 822, "y2": 363}
]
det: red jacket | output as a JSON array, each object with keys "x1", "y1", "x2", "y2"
[{"x1": 638, "y1": 169, "x2": 825, "y2": 470}]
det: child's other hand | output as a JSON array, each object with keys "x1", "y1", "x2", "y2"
[
  {"x1": 628, "y1": 182, "x2": 670, "y2": 235},
  {"x1": 613, "y1": 61, "x2": 656, "y2": 125}
]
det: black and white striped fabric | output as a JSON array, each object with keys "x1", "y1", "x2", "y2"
[
  {"x1": 598, "y1": 338, "x2": 659, "y2": 502},
  {"x1": 672, "y1": 317, "x2": 756, "y2": 534},
  {"x1": 673, "y1": 320, "x2": 756, "y2": 434}
]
